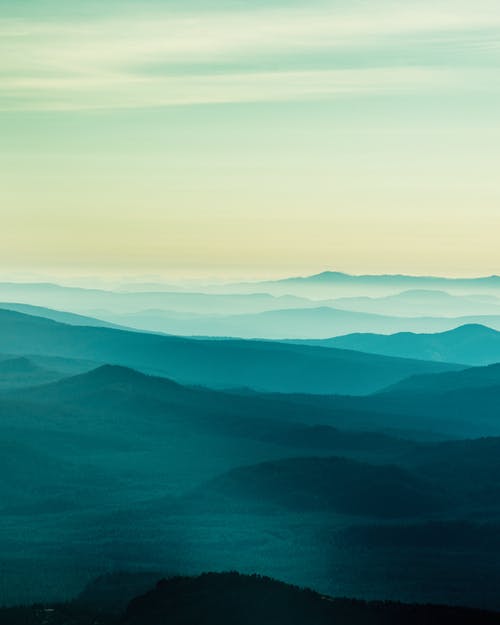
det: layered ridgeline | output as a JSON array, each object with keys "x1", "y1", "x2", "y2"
[
  {"x1": 6, "y1": 298, "x2": 500, "y2": 339},
  {"x1": 5, "y1": 359, "x2": 500, "y2": 607},
  {"x1": 0, "y1": 308, "x2": 461, "y2": 395},
  {"x1": 71, "y1": 307, "x2": 500, "y2": 339},
  {"x1": 4, "y1": 277, "x2": 500, "y2": 338},
  {"x1": 4, "y1": 279, "x2": 500, "y2": 612},
  {"x1": 260, "y1": 358, "x2": 500, "y2": 438},
  {"x1": 3, "y1": 274, "x2": 500, "y2": 312}
]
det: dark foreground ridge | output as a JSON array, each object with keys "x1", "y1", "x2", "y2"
[{"x1": 3, "y1": 572, "x2": 500, "y2": 625}]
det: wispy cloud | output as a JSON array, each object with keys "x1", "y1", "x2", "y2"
[
  {"x1": 1, "y1": 1, "x2": 499, "y2": 111},
  {"x1": 1, "y1": 67, "x2": 457, "y2": 112}
]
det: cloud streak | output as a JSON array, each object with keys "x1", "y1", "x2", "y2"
[
  {"x1": 1, "y1": 1, "x2": 499, "y2": 110},
  {"x1": 1, "y1": 67, "x2": 458, "y2": 112}
]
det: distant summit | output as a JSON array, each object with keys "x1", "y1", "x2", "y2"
[
  {"x1": 269, "y1": 271, "x2": 500, "y2": 285},
  {"x1": 226, "y1": 271, "x2": 500, "y2": 300}
]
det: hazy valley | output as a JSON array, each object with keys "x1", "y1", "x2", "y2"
[{"x1": 2, "y1": 273, "x2": 500, "y2": 623}]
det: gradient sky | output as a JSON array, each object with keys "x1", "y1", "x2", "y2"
[{"x1": 1, "y1": 0, "x2": 500, "y2": 280}]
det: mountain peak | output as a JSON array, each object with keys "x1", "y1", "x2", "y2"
[
  {"x1": 82, "y1": 364, "x2": 148, "y2": 383},
  {"x1": 447, "y1": 324, "x2": 499, "y2": 336}
]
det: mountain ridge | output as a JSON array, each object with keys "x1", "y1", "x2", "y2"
[{"x1": 0, "y1": 308, "x2": 462, "y2": 395}]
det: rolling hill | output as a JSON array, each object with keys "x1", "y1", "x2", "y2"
[{"x1": 0, "y1": 282, "x2": 319, "y2": 315}]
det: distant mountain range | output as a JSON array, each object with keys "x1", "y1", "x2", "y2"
[
  {"x1": 330, "y1": 289, "x2": 500, "y2": 317},
  {"x1": 99, "y1": 305, "x2": 500, "y2": 338},
  {"x1": 6, "y1": 275, "x2": 500, "y2": 612},
  {"x1": 0, "y1": 282, "x2": 319, "y2": 316},
  {"x1": 0, "y1": 308, "x2": 461, "y2": 395},
  {"x1": 4, "y1": 280, "x2": 500, "y2": 338},
  {"x1": 223, "y1": 271, "x2": 500, "y2": 297}
]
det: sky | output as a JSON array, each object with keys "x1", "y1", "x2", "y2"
[{"x1": 1, "y1": 0, "x2": 500, "y2": 280}]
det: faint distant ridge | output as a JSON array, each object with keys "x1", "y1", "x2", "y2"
[
  {"x1": 223, "y1": 270, "x2": 500, "y2": 301},
  {"x1": 267, "y1": 270, "x2": 500, "y2": 286},
  {"x1": 296, "y1": 323, "x2": 500, "y2": 366}
]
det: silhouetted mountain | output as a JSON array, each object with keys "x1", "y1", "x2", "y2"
[
  {"x1": 4, "y1": 572, "x2": 500, "y2": 624},
  {"x1": 0, "y1": 309, "x2": 460, "y2": 395},
  {"x1": 123, "y1": 572, "x2": 500, "y2": 625},
  {"x1": 298, "y1": 324, "x2": 500, "y2": 365},
  {"x1": 196, "y1": 456, "x2": 445, "y2": 517}
]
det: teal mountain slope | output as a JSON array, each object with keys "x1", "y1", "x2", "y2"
[
  {"x1": 290, "y1": 324, "x2": 500, "y2": 365},
  {"x1": 0, "y1": 308, "x2": 461, "y2": 395}
]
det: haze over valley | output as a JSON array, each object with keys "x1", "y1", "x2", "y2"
[{"x1": 2, "y1": 271, "x2": 500, "y2": 623}]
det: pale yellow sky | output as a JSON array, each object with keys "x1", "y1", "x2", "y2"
[{"x1": 1, "y1": 0, "x2": 500, "y2": 279}]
